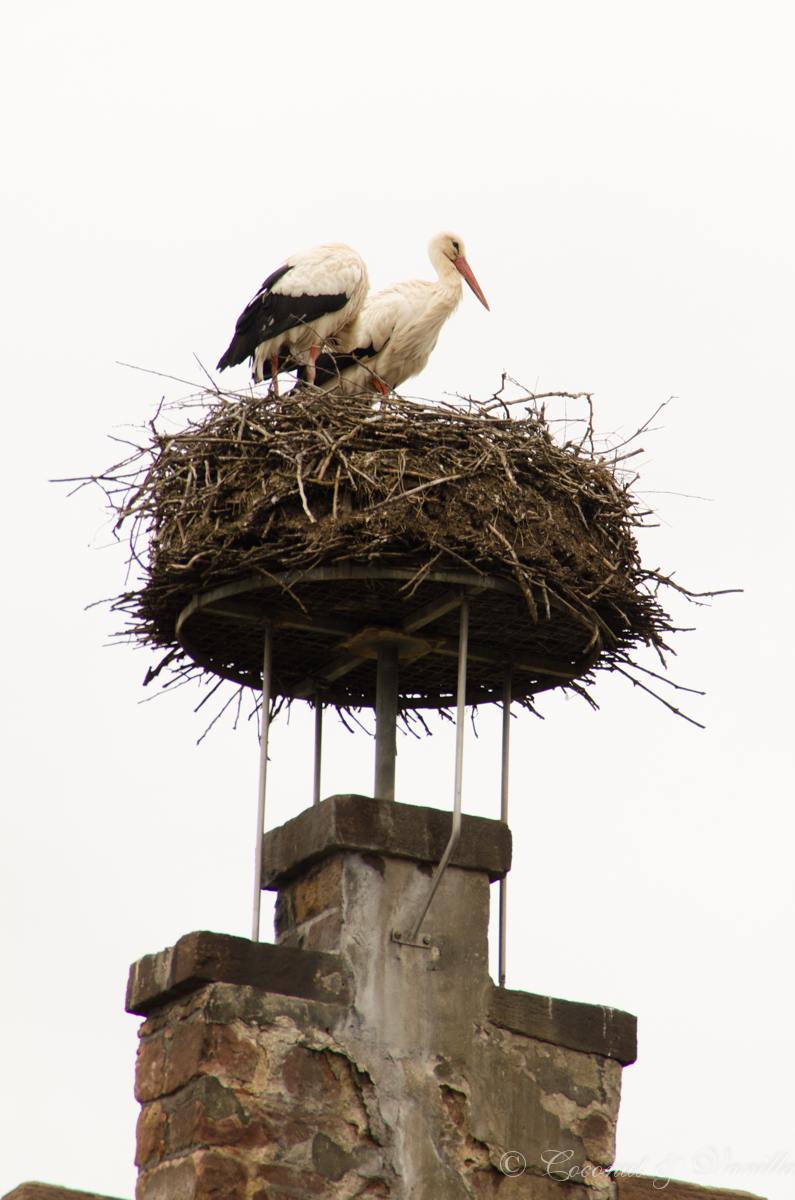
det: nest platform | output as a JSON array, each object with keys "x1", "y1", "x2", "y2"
[{"x1": 107, "y1": 386, "x2": 673, "y2": 714}]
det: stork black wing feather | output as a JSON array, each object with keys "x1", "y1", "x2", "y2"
[
  {"x1": 217, "y1": 263, "x2": 351, "y2": 372},
  {"x1": 216, "y1": 265, "x2": 292, "y2": 369}
]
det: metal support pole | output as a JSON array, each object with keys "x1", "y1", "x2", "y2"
[
  {"x1": 313, "y1": 695, "x2": 323, "y2": 807},
  {"x1": 408, "y1": 596, "x2": 469, "y2": 941},
  {"x1": 251, "y1": 627, "x2": 272, "y2": 943},
  {"x1": 374, "y1": 641, "x2": 399, "y2": 801},
  {"x1": 498, "y1": 665, "x2": 512, "y2": 988}
]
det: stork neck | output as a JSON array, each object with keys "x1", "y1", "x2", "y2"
[{"x1": 429, "y1": 249, "x2": 464, "y2": 304}]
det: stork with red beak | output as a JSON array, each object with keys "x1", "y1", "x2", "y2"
[
  {"x1": 216, "y1": 242, "x2": 369, "y2": 389},
  {"x1": 305, "y1": 232, "x2": 489, "y2": 394}
]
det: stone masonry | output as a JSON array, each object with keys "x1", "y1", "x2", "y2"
[{"x1": 127, "y1": 796, "x2": 638, "y2": 1200}]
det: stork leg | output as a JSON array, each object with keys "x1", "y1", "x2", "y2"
[
  {"x1": 270, "y1": 354, "x2": 280, "y2": 397},
  {"x1": 306, "y1": 345, "x2": 319, "y2": 386},
  {"x1": 371, "y1": 378, "x2": 390, "y2": 396}
]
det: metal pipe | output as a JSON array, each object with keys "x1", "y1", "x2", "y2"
[
  {"x1": 374, "y1": 641, "x2": 399, "y2": 800},
  {"x1": 251, "y1": 626, "x2": 272, "y2": 943},
  {"x1": 313, "y1": 695, "x2": 323, "y2": 806},
  {"x1": 408, "y1": 595, "x2": 469, "y2": 941},
  {"x1": 498, "y1": 665, "x2": 512, "y2": 987}
]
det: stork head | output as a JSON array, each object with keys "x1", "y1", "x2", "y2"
[{"x1": 429, "y1": 231, "x2": 490, "y2": 311}]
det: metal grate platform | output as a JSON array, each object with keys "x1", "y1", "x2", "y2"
[{"x1": 176, "y1": 565, "x2": 604, "y2": 709}]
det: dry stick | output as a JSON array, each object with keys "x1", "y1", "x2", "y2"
[
  {"x1": 579, "y1": 392, "x2": 596, "y2": 455},
  {"x1": 544, "y1": 580, "x2": 609, "y2": 644},
  {"x1": 296, "y1": 454, "x2": 318, "y2": 524},
  {"x1": 539, "y1": 579, "x2": 551, "y2": 620},
  {"x1": 316, "y1": 442, "x2": 335, "y2": 481},
  {"x1": 604, "y1": 399, "x2": 672, "y2": 456},
  {"x1": 193, "y1": 354, "x2": 222, "y2": 396},
  {"x1": 368, "y1": 472, "x2": 467, "y2": 514},
  {"x1": 494, "y1": 444, "x2": 518, "y2": 486},
  {"x1": 624, "y1": 660, "x2": 705, "y2": 695},
  {"x1": 348, "y1": 461, "x2": 380, "y2": 488},
  {"x1": 374, "y1": 473, "x2": 408, "y2": 510},
  {"x1": 573, "y1": 498, "x2": 589, "y2": 530},
  {"x1": 584, "y1": 572, "x2": 617, "y2": 600},
  {"x1": 427, "y1": 542, "x2": 487, "y2": 576},
  {"x1": 116, "y1": 361, "x2": 206, "y2": 390},
  {"x1": 612, "y1": 665, "x2": 705, "y2": 729},
  {"x1": 252, "y1": 566, "x2": 310, "y2": 616},
  {"x1": 610, "y1": 447, "x2": 645, "y2": 465},
  {"x1": 486, "y1": 522, "x2": 539, "y2": 621},
  {"x1": 399, "y1": 550, "x2": 444, "y2": 596},
  {"x1": 332, "y1": 465, "x2": 341, "y2": 521},
  {"x1": 197, "y1": 684, "x2": 244, "y2": 745},
  {"x1": 171, "y1": 551, "x2": 210, "y2": 571},
  {"x1": 336, "y1": 448, "x2": 358, "y2": 491},
  {"x1": 482, "y1": 389, "x2": 590, "y2": 415},
  {"x1": 143, "y1": 647, "x2": 182, "y2": 684},
  {"x1": 194, "y1": 675, "x2": 226, "y2": 712}
]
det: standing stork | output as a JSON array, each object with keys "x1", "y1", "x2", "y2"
[
  {"x1": 304, "y1": 232, "x2": 489, "y2": 394},
  {"x1": 216, "y1": 242, "x2": 369, "y2": 389}
]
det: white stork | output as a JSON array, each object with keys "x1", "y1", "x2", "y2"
[
  {"x1": 216, "y1": 242, "x2": 369, "y2": 388},
  {"x1": 304, "y1": 232, "x2": 489, "y2": 394}
]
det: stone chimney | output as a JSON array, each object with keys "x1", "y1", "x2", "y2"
[{"x1": 127, "y1": 795, "x2": 637, "y2": 1199}]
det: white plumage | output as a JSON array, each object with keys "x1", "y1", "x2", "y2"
[
  {"x1": 307, "y1": 232, "x2": 489, "y2": 394},
  {"x1": 216, "y1": 242, "x2": 369, "y2": 386}
]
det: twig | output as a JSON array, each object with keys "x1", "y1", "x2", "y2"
[
  {"x1": 295, "y1": 453, "x2": 316, "y2": 523},
  {"x1": 612, "y1": 665, "x2": 705, "y2": 728}
]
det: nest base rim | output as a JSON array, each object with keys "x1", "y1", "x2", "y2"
[{"x1": 175, "y1": 564, "x2": 603, "y2": 710}]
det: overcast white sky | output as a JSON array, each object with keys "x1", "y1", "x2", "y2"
[{"x1": 2, "y1": 3, "x2": 793, "y2": 1198}]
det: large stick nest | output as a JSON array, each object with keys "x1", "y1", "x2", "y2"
[{"x1": 92, "y1": 384, "x2": 697, "y2": 720}]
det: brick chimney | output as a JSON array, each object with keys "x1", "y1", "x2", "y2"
[{"x1": 127, "y1": 795, "x2": 637, "y2": 1199}]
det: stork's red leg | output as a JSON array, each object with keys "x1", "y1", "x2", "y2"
[
  {"x1": 270, "y1": 354, "x2": 280, "y2": 397},
  {"x1": 307, "y1": 345, "x2": 318, "y2": 385},
  {"x1": 372, "y1": 377, "x2": 390, "y2": 396}
]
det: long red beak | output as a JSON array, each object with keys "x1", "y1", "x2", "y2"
[{"x1": 454, "y1": 255, "x2": 490, "y2": 311}]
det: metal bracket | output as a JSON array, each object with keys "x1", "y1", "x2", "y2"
[{"x1": 391, "y1": 929, "x2": 433, "y2": 949}]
